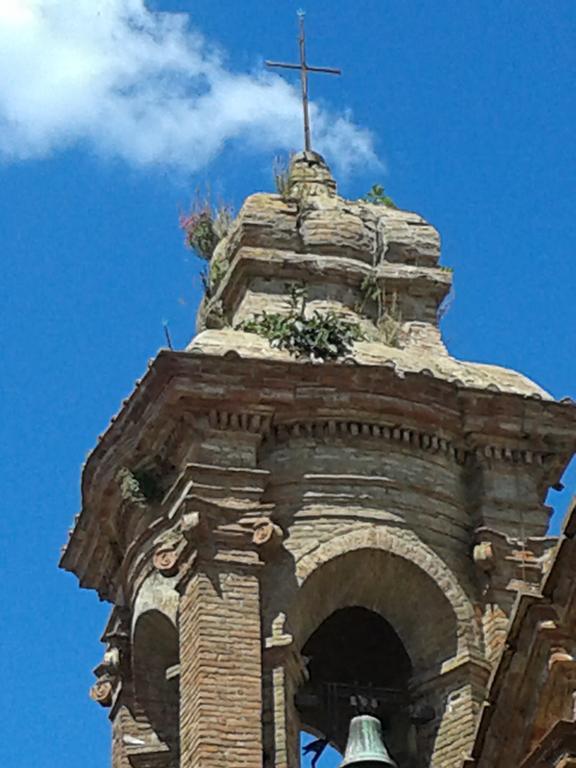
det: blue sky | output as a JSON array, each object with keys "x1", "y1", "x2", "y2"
[{"x1": 1, "y1": 2, "x2": 576, "y2": 767}]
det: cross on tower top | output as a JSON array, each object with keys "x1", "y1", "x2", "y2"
[{"x1": 265, "y1": 11, "x2": 341, "y2": 152}]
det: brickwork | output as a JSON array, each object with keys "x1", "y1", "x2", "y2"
[
  {"x1": 111, "y1": 707, "x2": 133, "y2": 768},
  {"x1": 179, "y1": 565, "x2": 263, "y2": 768}
]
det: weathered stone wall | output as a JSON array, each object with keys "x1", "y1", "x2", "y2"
[{"x1": 262, "y1": 436, "x2": 474, "y2": 573}]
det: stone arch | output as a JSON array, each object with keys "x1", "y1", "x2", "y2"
[
  {"x1": 132, "y1": 608, "x2": 180, "y2": 755},
  {"x1": 291, "y1": 527, "x2": 479, "y2": 668},
  {"x1": 130, "y1": 573, "x2": 180, "y2": 754},
  {"x1": 132, "y1": 571, "x2": 179, "y2": 632}
]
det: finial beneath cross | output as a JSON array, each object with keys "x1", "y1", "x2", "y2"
[{"x1": 265, "y1": 11, "x2": 341, "y2": 153}]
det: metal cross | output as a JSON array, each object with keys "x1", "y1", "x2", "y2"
[{"x1": 266, "y1": 11, "x2": 341, "y2": 153}]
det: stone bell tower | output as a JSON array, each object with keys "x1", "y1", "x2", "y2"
[{"x1": 61, "y1": 152, "x2": 576, "y2": 768}]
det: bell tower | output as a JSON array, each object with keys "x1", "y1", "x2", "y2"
[{"x1": 61, "y1": 152, "x2": 576, "y2": 768}]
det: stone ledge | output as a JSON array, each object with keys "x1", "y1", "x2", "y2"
[{"x1": 188, "y1": 327, "x2": 551, "y2": 400}]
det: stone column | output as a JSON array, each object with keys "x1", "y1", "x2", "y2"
[
  {"x1": 179, "y1": 558, "x2": 263, "y2": 768},
  {"x1": 262, "y1": 634, "x2": 307, "y2": 768}
]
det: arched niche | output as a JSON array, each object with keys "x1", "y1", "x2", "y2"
[
  {"x1": 132, "y1": 608, "x2": 180, "y2": 756},
  {"x1": 132, "y1": 571, "x2": 179, "y2": 630},
  {"x1": 292, "y1": 529, "x2": 480, "y2": 666}
]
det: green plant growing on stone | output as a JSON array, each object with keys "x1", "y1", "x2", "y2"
[
  {"x1": 212, "y1": 205, "x2": 234, "y2": 240},
  {"x1": 377, "y1": 291, "x2": 403, "y2": 347},
  {"x1": 272, "y1": 154, "x2": 293, "y2": 198},
  {"x1": 356, "y1": 273, "x2": 381, "y2": 315},
  {"x1": 209, "y1": 257, "x2": 229, "y2": 294},
  {"x1": 180, "y1": 190, "x2": 234, "y2": 297},
  {"x1": 238, "y1": 284, "x2": 364, "y2": 362},
  {"x1": 356, "y1": 273, "x2": 403, "y2": 348},
  {"x1": 363, "y1": 184, "x2": 398, "y2": 209},
  {"x1": 118, "y1": 467, "x2": 164, "y2": 505},
  {"x1": 180, "y1": 207, "x2": 217, "y2": 261}
]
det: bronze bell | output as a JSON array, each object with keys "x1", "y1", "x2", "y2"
[{"x1": 339, "y1": 715, "x2": 397, "y2": 768}]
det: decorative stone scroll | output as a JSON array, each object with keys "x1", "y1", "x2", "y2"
[
  {"x1": 90, "y1": 679, "x2": 114, "y2": 707},
  {"x1": 151, "y1": 512, "x2": 205, "y2": 578},
  {"x1": 252, "y1": 518, "x2": 284, "y2": 560},
  {"x1": 90, "y1": 607, "x2": 130, "y2": 708},
  {"x1": 152, "y1": 546, "x2": 180, "y2": 576},
  {"x1": 473, "y1": 542, "x2": 495, "y2": 574},
  {"x1": 472, "y1": 527, "x2": 554, "y2": 597}
]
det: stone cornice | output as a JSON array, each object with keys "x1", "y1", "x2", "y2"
[
  {"x1": 59, "y1": 351, "x2": 576, "y2": 601},
  {"x1": 72, "y1": 353, "x2": 575, "y2": 490},
  {"x1": 206, "y1": 245, "x2": 451, "y2": 327},
  {"x1": 411, "y1": 651, "x2": 492, "y2": 696}
]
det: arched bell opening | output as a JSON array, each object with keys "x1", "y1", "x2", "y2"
[
  {"x1": 286, "y1": 546, "x2": 467, "y2": 768},
  {"x1": 296, "y1": 607, "x2": 412, "y2": 765},
  {"x1": 292, "y1": 548, "x2": 461, "y2": 675},
  {"x1": 132, "y1": 609, "x2": 180, "y2": 756}
]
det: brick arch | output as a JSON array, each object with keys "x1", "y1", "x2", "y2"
[
  {"x1": 291, "y1": 528, "x2": 479, "y2": 668},
  {"x1": 131, "y1": 571, "x2": 179, "y2": 633},
  {"x1": 132, "y1": 607, "x2": 180, "y2": 754}
]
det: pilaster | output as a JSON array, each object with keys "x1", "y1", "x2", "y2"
[
  {"x1": 170, "y1": 462, "x2": 271, "y2": 768},
  {"x1": 262, "y1": 624, "x2": 307, "y2": 768},
  {"x1": 179, "y1": 559, "x2": 263, "y2": 768}
]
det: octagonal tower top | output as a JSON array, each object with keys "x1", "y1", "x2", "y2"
[{"x1": 190, "y1": 152, "x2": 548, "y2": 399}]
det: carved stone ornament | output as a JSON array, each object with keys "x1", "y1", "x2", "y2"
[
  {"x1": 152, "y1": 546, "x2": 180, "y2": 576},
  {"x1": 549, "y1": 648, "x2": 575, "y2": 669},
  {"x1": 263, "y1": 612, "x2": 294, "y2": 668},
  {"x1": 252, "y1": 518, "x2": 284, "y2": 556},
  {"x1": 181, "y1": 511, "x2": 202, "y2": 539},
  {"x1": 473, "y1": 541, "x2": 495, "y2": 573},
  {"x1": 90, "y1": 679, "x2": 114, "y2": 707}
]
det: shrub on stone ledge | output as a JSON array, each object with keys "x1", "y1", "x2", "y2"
[
  {"x1": 362, "y1": 183, "x2": 397, "y2": 209},
  {"x1": 238, "y1": 284, "x2": 364, "y2": 362}
]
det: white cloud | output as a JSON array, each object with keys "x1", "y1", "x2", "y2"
[{"x1": 0, "y1": 0, "x2": 378, "y2": 174}]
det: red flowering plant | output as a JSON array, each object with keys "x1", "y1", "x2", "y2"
[
  {"x1": 180, "y1": 191, "x2": 233, "y2": 296},
  {"x1": 180, "y1": 206, "x2": 218, "y2": 261}
]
